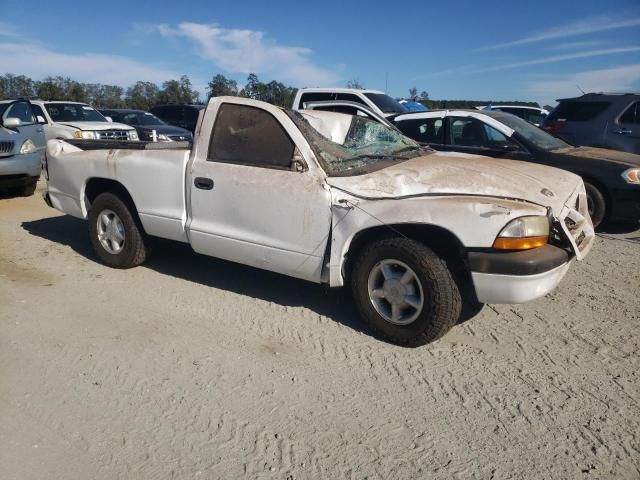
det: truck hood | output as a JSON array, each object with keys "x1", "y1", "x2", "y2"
[
  {"x1": 326, "y1": 151, "x2": 581, "y2": 215},
  {"x1": 57, "y1": 121, "x2": 134, "y2": 131}
]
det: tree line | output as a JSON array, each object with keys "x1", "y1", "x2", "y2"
[
  {"x1": 0, "y1": 72, "x2": 542, "y2": 111},
  {"x1": 0, "y1": 72, "x2": 297, "y2": 110}
]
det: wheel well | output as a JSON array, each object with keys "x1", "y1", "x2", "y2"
[
  {"x1": 344, "y1": 224, "x2": 468, "y2": 279},
  {"x1": 84, "y1": 178, "x2": 138, "y2": 216}
]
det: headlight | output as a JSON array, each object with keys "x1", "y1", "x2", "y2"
[
  {"x1": 129, "y1": 131, "x2": 139, "y2": 141},
  {"x1": 73, "y1": 130, "x2": 96, "y2": 139},
  {"x1": 157, "y1": 133, "x2": 170, "y2": 141},
  {"x1": 19, "y1": 139, "x2": 37, "y2": 154},
  {"x1": 493, "y1": 215, "x2": 549, "y2": 250},
  {"x1": 621, "y1": 168, "x2": 640, "y2": 185}
]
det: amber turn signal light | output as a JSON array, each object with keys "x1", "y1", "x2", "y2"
[{"x1": 493, "y1": 235, "x2": 548, "y2": 250}]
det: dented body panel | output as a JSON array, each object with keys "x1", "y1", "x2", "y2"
[{"x1": 44, "y1": 96, "x2": 594, "y2": 306}]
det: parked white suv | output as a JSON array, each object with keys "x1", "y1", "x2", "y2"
[
  {"x1": 293, "y1": 88, "x2": 408, "y2": 118},
  {"x1": 30, "y1": 100, "x2": 139, "y2": 142}
]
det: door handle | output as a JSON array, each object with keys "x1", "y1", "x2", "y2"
[
  {"x1": 614, "y1": 128, "x2": 632, "y2": 135},
  {"x1": 194, "y1": 177, "x2": 214, "y2": 190}
]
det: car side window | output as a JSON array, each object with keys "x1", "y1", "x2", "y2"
[
  {"x1": 449, "y1": 117, "x2": 511, "y2": 149},
  {"x1": 4, "y1": 102, "x2": 36, "y2": 125},
  {"x1": 335, "y1": 93, "x2": 366, "y2": 106},
  {"x1": 208, "y1": 104, "x2": 295, "y2": 169},
  {"x1": 396, "y1": 118, "x2": 444, "y2": 144},
  {"x1": 299, "y1": 92, "x2": 335, "y2": 108},
  {"x1": 31, "y1": 104, "x2": 47, "y2": 123},
  {"x1": 620, "y1": 102, "x2": 639, "y2": 124}
]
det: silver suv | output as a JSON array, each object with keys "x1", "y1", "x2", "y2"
[
  {"x1": 0, "y1": 99, "x2": 45, "y2": 196},
  {"x1": 543, "y1": 93, "x2": 640, "y2": 154}
]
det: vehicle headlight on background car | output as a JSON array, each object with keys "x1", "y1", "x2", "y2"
[
  {"x1": 621, "y1": 168, "x2": 640, "y2": 185},
  {"x1": 129, "y1": 131, "x2": 139, "y2": 141},
  {"x1": 73, "y1": 130, "x2": 96, "y2": 139},
  {"x1": 157, "y1": 133, "x2": 169, "y2": 141},
  {"x1": 19, "y1": 139, "x2": 37, "y2": 154},
  {"x1": 493, "y1": 215, "x2": 550, "y2": 250}
]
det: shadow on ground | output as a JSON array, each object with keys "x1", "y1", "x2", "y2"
[{"x1": 22, "y1": 214, "x2": 372, "y2": 337}]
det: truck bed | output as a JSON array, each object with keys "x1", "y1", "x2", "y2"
[{"x1": 46, "y1": 139, "x2": 191, "y2": 243}]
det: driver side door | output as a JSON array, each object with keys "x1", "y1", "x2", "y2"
[{"x1": 188, "y1": 100, "x2": 332, "y2": 282}]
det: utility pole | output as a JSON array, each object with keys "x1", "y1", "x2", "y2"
[{"x1": 385, "y1": 72, "x2": 388, "y2": 94}]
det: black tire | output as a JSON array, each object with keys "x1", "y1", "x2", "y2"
[
  {"x1": 584, "y1": 182, "x2": 606, "y2": 228},
  {"x1": 350, "y1": 237, "x2": 462, "y2": 347},
  {"x1": 88, "y1": 192, "x2": 150, "y2": 268}
]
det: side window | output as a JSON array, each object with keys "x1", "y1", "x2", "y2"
[
  {"x1": 619, "y1": 102, "x2": 639, "y2": 124},
  {"x1": 31, "y1": 104, "x2": 47, "y2": 123},
  {"x1": 4, "y1": 102, "x2": 36, "y2": 125},
  {"x1": 299, "y1": 92, "x2": 335, "y2": 108},
  {"x1": 449, "y1": 117, "x2": 511, "y2": 148},
  {"x1": 208, "y1": 104, "x2": 295, "y2": 169},
  {"x1": 335, "y1": 93, "x2": 367, "y2": 106},
  {"x1": 397, "y1": 118, "x2": 444, "y2": 144},
  {"x1": 313, "y1": 105, "x2": 361, "y2": 116}
]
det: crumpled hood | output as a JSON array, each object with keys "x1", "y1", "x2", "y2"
[
  {"x1": 557, "y1": 146, "x2": 640, "y2": 167},
  {"x1": 58, "y1": 121, "x2": 135, "y2": 131},
  {"x1": 327, "y1": 151, "x2": 581, "y2": 215}
]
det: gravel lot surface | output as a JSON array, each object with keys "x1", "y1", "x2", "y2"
[{"x1": 1, "y1": 181, "x2": 639, "y2": 479}]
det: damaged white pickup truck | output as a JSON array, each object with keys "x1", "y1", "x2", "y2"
[{"x1": 43, "y1": 97, "x2": 594, "y2": 346}]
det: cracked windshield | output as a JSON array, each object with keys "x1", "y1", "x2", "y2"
[{"x1": 291, "y1": 112, "x2": 424, "y2": 175}]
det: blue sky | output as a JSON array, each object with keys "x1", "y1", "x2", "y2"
[{"x1": 1, "y1": 0, "x2": 639, "y2": 106}]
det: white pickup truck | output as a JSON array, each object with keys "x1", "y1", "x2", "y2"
[{"x1": 43, "y1": 96, "x2": 594, "y2": 346}]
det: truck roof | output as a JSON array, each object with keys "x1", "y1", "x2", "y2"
[{"x1": 297, "y1": 87, "x2": 386, "y2": 95}]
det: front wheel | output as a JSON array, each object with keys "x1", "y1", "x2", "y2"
[
  {"x1": 88, "y1": 192, "x2": 150, "y2": 268},
  {"x1": 584, "y1": 182, "x2": 606, "y2": 228},
  {"x1": 351, "y1": 237, "x2": 462, "y2": 347}
]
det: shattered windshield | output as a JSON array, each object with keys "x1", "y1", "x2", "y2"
[{"x1": 289, "y1": 111, "x2": 424, "y2": 176}]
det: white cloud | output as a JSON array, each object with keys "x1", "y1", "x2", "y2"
[
  {"x1": 0, "y1": 42, "x2": 185, "y2": 86},
  {"x1": 479, "y1": 16, "x2": 640, "y2": 51},
  {"x1": 528, "y1": 64, "x2": 640, "y2": 103},
  {"x1": 157, "y1": 22, "x2": 338, "y2": 86},
  {"x1": 480, "y1": 46, "x2": 640, "y2": 72}
]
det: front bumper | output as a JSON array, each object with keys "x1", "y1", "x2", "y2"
[
  {"x1": 469, "y1": 245, "x2": 571, "y2": 304},
  {"x1": 0, "y1": 151, "x2": 42, "y2": 179}
]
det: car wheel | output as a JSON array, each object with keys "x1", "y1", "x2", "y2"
[
  {"x1": 584, "y1": 182, "x2": 606, "y2": 228},
  {"x1": 351, "y1": 237, "x2": 461, "y2": 347},
  {"x1": 88, "y1": 192, "x2": 150, "y2": 268}
]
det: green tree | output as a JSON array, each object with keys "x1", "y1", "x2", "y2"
[
  {"x1": 346, "y1": 79, "x2": 364, "y2": 89},
  {"x1": 207, "y1": 74, "x2": 238, "y2": 98},
  {"x1": 125, "y1": 81, "x2": 160, "y2": 109},
  {"x1": 0, "y1": 74, "x2": 35, "y2": 98},
  {"x1": 157, "y1": 76, "x2": 199, "y2": 104},
  {"x1": 35, "y1": 77, "x2": 67, "y2": 100},
  {"x1": 408, "y1": 87, "x2": 418, "y2": 101}
]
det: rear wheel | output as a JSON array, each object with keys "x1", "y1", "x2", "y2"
[
  {"x1": 88, "y1": 192, "x2": 150, "y2": 268},
  {"x1": 584, "y1": 182, "x2": 606, "y2": 228},
  {"x1": 351, "y1": 237, "x2": 461, "y2": 347}
]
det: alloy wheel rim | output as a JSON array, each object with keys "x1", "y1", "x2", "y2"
[
  {"x1": 367, "y1": 259, "x2": 424, "y2": 325},
  {"x1": 96, "y1": 209, "x2": 125, "y2": 254}
]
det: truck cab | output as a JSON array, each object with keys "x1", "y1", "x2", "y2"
[{"x1": 293, "y1": 88, "x2": 409, "y2": 118}]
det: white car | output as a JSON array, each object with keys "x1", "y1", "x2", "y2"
[
  {"x1": 30, "y1": 100, "x2": 139, "y2": 142},
  {"x1": 476, "y1": 105, "x2": 549, "y2": 127},
  {"x1": 293, "y1": 88, "x2": 408, "y2": 118},
  {"x1": 43, "y1": 97, "x2": 593, "y2": 346}
]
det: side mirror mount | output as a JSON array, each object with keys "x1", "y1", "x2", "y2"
[
  {"x1": 37, "y1": 115, "x2": 47, "y2": 125},
  {"x1": 291, "y1": 148, "x2": 306, "y2": 172},
  {"x1": 105, "y1": 116, "x2": 113, "y2": 123},
  {"x1": 3, "y1": 117, "x2": 21, "y2": 128}
]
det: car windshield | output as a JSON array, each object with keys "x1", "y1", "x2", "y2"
[
  {"x1": 121, "y1": 112, "x2": 166, "y2": 126},
  {"x1": 363, "y1": 93, "x2": 408, "y2": 114},
  {"x1": 494, "y1": 113, "x2": 569, "y2": 151},
  {"x1": 45, "y1": 103, "x2": 107, "y2": 122},
  {"x1": 289, "y1": 110, "x2": 424, "y2": 176}
]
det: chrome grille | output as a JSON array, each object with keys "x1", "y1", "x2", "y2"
[
  {"x1": 95, "y1": 130, "x2": 131, "y2": 141},
  {"x1": 0, "y1": 141, "x2": 15, "y2": 155}
]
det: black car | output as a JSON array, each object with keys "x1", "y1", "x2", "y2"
[
  {"x1": 100, "y1": 109, "x2": 192, "y2": 142},
  {"x1": 148, "y1": 104, "x2": 205, "y2": 133},
  {"x1": 394, "y1": 109, "x2": 640, "y2": 227}
]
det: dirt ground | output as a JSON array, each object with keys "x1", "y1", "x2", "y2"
[{"x1": 1, "y1": 181, "x2": 639, "y2": 480}]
